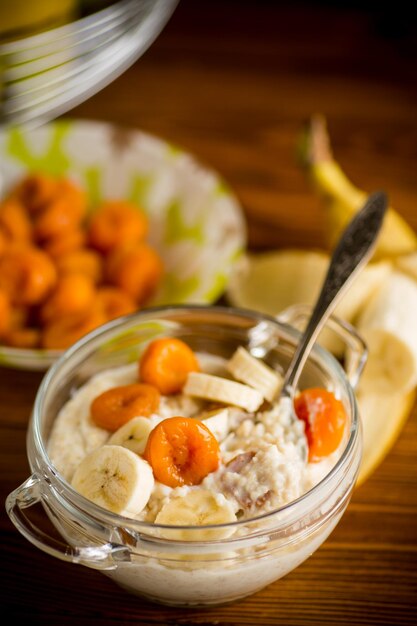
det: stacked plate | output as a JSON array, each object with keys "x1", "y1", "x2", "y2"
[{"x1": 0, "y1": 0, "x2": 179, "y2": 127}]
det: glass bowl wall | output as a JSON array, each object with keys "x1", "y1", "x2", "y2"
[{"x1": 0, "y1": 0, "x2": 179, "y2": 127}]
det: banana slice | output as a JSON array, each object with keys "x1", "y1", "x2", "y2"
[
  {"x1": 227, "y1": 346, "x2": 282, "y2": 401},
  {"x1": 357, "y1": 271, "x2": 417, "y2": 394},
  {"x1": 184, "y1": 372, "x2": 263, "y2": 412},
  {"x1": 226, "y1": 249, "x2": 329, "y2": 318},
  {"x1": 71, "y1": 445, "x2": 154, "y2": 518},
  {"x1": 154, "y1": 489, "x2": 237, "y2": 540},
  {"x1": 108, "y1": 416, "x2": 153, "y2": 455},
  {"x1": 198, "y1": 408, "x2": 229, "y2": 441}
]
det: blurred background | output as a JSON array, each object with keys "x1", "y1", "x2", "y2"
[{"x1": 1, "y1": 0, "x2": 416, "y2": 249}]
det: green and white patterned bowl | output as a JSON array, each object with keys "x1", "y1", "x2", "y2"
[{"x1": 0, "y1": 119, "x2": 246, "y2": 370}]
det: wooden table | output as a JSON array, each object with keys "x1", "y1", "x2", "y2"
[{"x1": 1, "y1": 1, "x2": 417, "y2": 623}]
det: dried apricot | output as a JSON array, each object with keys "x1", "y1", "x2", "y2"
[
  {"x1": 55, "y1": 249, "x2": 103, "y2": 283},
  {"x1": 0, "y1": 230, "x2": 7, "y2": 256},
  {"x1": 1, "y1": 302, "x2": 41, "y2": 347},
  {"x1": 139, "y1": 337, "x2": 200, "y2": 395},
  {"x1": 294, "y1": 388, "x2": 347, "y2": 462},
  {"x1": 107, "y1": 244, "x2": 163, "y2": 304},
  {"x1": 88, "y1": 201, "x2": 148, "y2": 253},
  {"x1": 90, "y1": 383, "x2": 160, "y2": 431},
  {"x1": 9, "y1": 305, "x2": 29, "y2": 330},
  {"x1": 0, "y1": 289, "x2": 11, "y2": 337},
  {"x1": 43, "y1": 229, "x2": 86, "y2": 259},
  {"x1": 4, "y1": 327, "x2": 41, "y2": 349},
  {"x1": 34, "y1": 179, "x2": 87, "y2": 240},
  {"x1": 0, "y1": 247, "x2": 57, "y2": 305},
  {"x1": 96, "y1": 287, "x2": 137, "y2": 321},
  {"x1": 0, "y1": 198, "x2": 32, "y2": 244},
  {"x1": 144, "y1": 416, "x2": 220, "y2": 487},
  {"x1": 41, "y1": 307, "x2": 106, "y2": 350},
  {"x1": 40, "y1": 273, "x2": 96, "y2": 323},
  {"x1": 10, "y1": 173, "x2": 59, "y2": 214}
]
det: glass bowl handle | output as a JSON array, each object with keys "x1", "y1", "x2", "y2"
[
  {"x1": 276, "y1": 303, "x2": 368, "y2": 390},
  {"x1": 5, "y1": 474, "x2": 131, "y2": 570}
]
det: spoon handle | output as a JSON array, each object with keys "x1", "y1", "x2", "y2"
[{"x1": 283, "y1": 190, "x2": 388, "y2": 393}]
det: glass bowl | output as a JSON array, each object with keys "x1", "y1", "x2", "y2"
[
  {"x1": 0, "y1": 0, "x2": 179, "y2": 127},
  {"x1": 6, "y1": 305, "x2": 363, "y2": 607},
  {"x1": 0, "y1": 119, "x2": 246, "y2": 370}
]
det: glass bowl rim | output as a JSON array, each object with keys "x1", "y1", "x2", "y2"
[{"x1": 0, "y1": 0, "x2": 161, "y2": 52}]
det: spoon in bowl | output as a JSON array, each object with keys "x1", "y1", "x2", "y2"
[{"x1": 281, "y1": 190, "x2": 388, "y2": 400}]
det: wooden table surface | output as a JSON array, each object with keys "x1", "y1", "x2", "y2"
[{"x1": 1, "y1": 1, "x2": 417, "y2": 624}]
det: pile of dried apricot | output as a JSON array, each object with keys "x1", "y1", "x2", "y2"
[{"x1": 0, "y1": 173, "x2": 163, "y2": 350}]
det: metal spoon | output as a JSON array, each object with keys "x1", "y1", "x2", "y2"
[{"x1": 281, "y1": 190, "x2": 388, "y2": 399}]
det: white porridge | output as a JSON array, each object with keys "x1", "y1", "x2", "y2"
[{"x1": 48, "y1": 342, "x2": 344, "y2": 526}]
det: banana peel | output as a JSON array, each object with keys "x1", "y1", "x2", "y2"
[
  {"x1": 395, "y1": 251, "x2": 417, "y2": 282},
  {"x1": 356, "y1": 388, "x2": 415, "y2": 486},
  {"x1": 300, "y1": 115, "x2": 417, "y2": 261}
]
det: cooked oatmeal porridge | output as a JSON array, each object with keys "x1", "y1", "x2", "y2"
[{"x1": 48, "y1": 340, "x2": 346, "y2": 529}]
